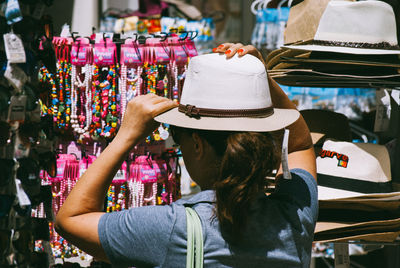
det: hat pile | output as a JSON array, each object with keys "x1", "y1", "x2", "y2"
[
  {"x1": 312, "y1": 139, "x2": 400, "y2": 242},
  {"x1": 267, "y1": 1, "x2": 400, "y2": 88},
  {"x1": 300, "y1": 109, "x2": 400, "y2": 242}
]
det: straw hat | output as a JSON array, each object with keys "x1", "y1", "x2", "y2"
[
  {"x1": 317, "y1": 140, "x2": 392, "y2": 200},
  {"x1": 284, "y1": 1, "x2": 400, "y2": 55},
  {"x1": 155, "y1": 53, "x2": 299, "y2": 131}
]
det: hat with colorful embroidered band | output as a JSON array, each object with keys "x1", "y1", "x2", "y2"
[
  {"x1": 155, "y1": 53, "x2": 299, "y2": 131},
  {"x1": 317, "y1": 140, "x2": 392, "y2": 200},
  {"x1": 283, "y1": 1, "x2": 400, "y2": 55}
]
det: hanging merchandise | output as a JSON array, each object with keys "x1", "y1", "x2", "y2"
[
  {"x1": 128, "y1": 151, "x2": 181, "y2": 208},
  {"x1": 99, "y1": 8, "x2": 162, "y2": 35},
  {"x1": 38, "y1": 32, "x2": 197, "y2": 144},
  {"x1": 91, "y1": 37, "x2": 119, "y2": 139},
  {"x1": 0, "y1": 0, "x2": 63, "y2": 266},
  {"x1": 70, "y1": 38, "x2": 93, "y2": 140},
  {"x1": 161, "y1": 17, "x2": 216, "y2": 54},
  {"x1": 34, "y1": 143, "x2": 181, "y2": 261},
  {"x1": 251, "y1": 0, "x2": 291, "y2": 51},
  {"x1": 33, "y1": 29, "x2": 194, "y2": 265}
]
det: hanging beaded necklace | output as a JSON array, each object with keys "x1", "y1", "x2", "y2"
[
  {"x1": 106, "y1": 185, "x2": 116, "y2": 212},
  {"x1": 153, "y1": 64, "x2": 169, "y2": 98},
  {"x1": 144, "y1": 63, "x2": 158, "y2": 95},
  {"x1": 90, "y1": 64, "x2": 102, "y2": 138},
  {"x1": 119, "y1": 64, "x2": 128, "y2": 122},
  {"x1": 38, "y1": 66, "x2": 56, "y2": 117},
  {"x1": 64, "y1": 61, "x2": 72, "y2": 129},
  {"x1": 90, "y1": 64, "x2": 119, "y2": 139},
  {"x1": 54, "y1": 58, "x2": 72, "y2": 130},
  {"x1": 71, "y1": 64, "x2": 92, "y2": 137},
  {"x1": 120, "y1": 65, "x2": 143, "y2": 121},
  {"x1": 117, "y1": 183, "x2": 126, "y2": 210},
  {"x1": 106, "y1": 183, "x2": 127, "y2": 212},
  {"x1": 171, "y1": 61, "x2": 179, "y2": 102},
  {"x1": 104, "y1": 64, "x2": 119, "y2": 138}
]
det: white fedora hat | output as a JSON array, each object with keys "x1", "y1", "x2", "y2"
[
  {"x1": 317, "y1": 140, "x2": 392, "y2": 200},
  {"x1": 155, "y1": 53, "x2": 299, "y2": 131},
  {"x1": 284, "y1": 1, "x2": 400, "y2": 55}
]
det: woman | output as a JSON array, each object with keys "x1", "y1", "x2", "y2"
[{"x1": 55, "y1": 44, "x2": 317, "y2": 267}]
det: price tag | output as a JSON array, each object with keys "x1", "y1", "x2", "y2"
[
  {"x1": 79, "y1": 164, "x2": 87, "y2": 178},
  {"x1": 7, "y1": 95, "x2": 27, "y2": 123},
  {"x1": 67, "y1": 141, "x2": 82, "y2": 160},
  {"x1": 392, "y1": 90, "x2": 400, "y2": 106},
  {"x1": 113, "y1": 169, "x2": 126, "y2": 181},
  {"x1": 14, "y1": 134, "x2": 30, "y2": 158},
  {"x1": 3, "y1": 33, "x2": 26, "y2": 63},
  {"x1": 32, "y1": 2, "x2": 46, "y2": 20},
  {"x1": 60, "y1": 24, "x2": 71, "y2": 38},
  {"x1": 158, "y1": 125, "x2": 169, "y2": 140},
  {"x1": 15, "y1": 178, "x2": 31, "y2": 207},
  {"x1": 334, "y1": 243, "x2": 350, "y2": 268},
  {"x1": 4, "y1": 63, "x2": 28, "y2": 91},
  {"x1": 281, "y1": 129, "x2": 291, "y2": 180},
  {"x1": 94, "y1": 33, "x2": 103, "y2": 44},
  {"x1": 374, "y1": 89, "x2": 391, "y2": 132}
]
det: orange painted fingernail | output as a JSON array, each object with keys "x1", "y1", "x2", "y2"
[
  {"x1": 218, "y1": 45, "x2": 224, "y2": 48},
  {"x1": 238, "y1": 49, "x2": 244, "y2": 54},
  {"x1": 225, "y1": 50, "x2": 231, "y2": 54},
  {"x1": 212, "y1": 48, "x2": 217, "y2": 52}
]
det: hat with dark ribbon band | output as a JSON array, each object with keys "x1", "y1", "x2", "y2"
[
  {"x1": 283, "y1": 1, "x2": 400, "y2": 55},
  {"x1": 155, "y1": 53, "x2": 299, "y2": 132},
  {"x1": 308, "y1": 40, "x2": 400, "y2": 50},
  {"x1": 178, "y1": 104, "x2": 274, "y2": 118}
]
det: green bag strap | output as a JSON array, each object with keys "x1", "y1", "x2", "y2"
[{"x1": 185, "y1": 207, "x2": 204, "y2": 268}]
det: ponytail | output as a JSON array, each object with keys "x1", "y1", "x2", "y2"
[{"x1": 214, "y1": 132, "x2": 279, "y2": 241}]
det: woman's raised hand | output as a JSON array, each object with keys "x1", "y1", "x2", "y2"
[
  {"x1": 213, "y1": 43, "x2": 266, "y2": 65},
  {"x1": 115, "y1": 94, "x2": 177, "y2": 149}
]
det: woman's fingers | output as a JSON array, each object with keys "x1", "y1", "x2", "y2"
[
  {"x1": 151, "y1": 96, "x2": 178, "y2": 117},
  {"x1": 237, "y1": 45, "x2": 258, "y2": 56},
  {"x1": 224, "y1": 43, "x2": 244, "y2": 59},
  {"x1": 127, "y1": 94, "x2": 177, "y2": 117},
  {"x1": 212, "y1": 43, "x2": 235, "y2": 53},
  {"x1": 213, "y1": 43, "x2": 265, "y2": 64},
  {"x1": 213, "y1": 43, "x2": 244, "y2": 58}
]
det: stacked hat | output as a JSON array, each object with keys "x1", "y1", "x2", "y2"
[
  {"x1": 300, "y1": 108, "x2": 400, "y2": 242},
  {"x1": 314, "y1": 139, "x2": 400, "y2": 243},
  {"x1": 267, "y1": 1, "x2": 400, "y2": 88},
  {"x1": 316, "y1": 140, "x2": 392, "y2": 200}
]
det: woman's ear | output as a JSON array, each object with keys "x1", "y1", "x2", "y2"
[{"x1": 191, "y1": 132, "x2": 204, "y2": 159}]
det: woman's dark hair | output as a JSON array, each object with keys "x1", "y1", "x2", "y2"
[{"x1": 172, "y1": 126, "x2": 280, "y2": 242}]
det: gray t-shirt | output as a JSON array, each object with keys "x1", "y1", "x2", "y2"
[{"x1": 98, "y1": 168, "x2": 318, "y2": 267}]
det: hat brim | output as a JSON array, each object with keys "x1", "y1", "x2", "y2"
[
  {"x1": 283, "y1": 44, "x2": 400, "y2": 55},
  {"x1": 155, "y1": 107, "x2": 300, "y2": 132},
  {"x1": 280, "y1": 56, "x2": 400, "y2": 68},
  {"x1": 267, "y1": 49, "x2": 310, "y2": 70},
  {"x1": 311, "y1": 132, "x2": 326, "y2": 144},
  {"x1": 318, "y1": 185, "x2": 370, "y2": 200}
]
